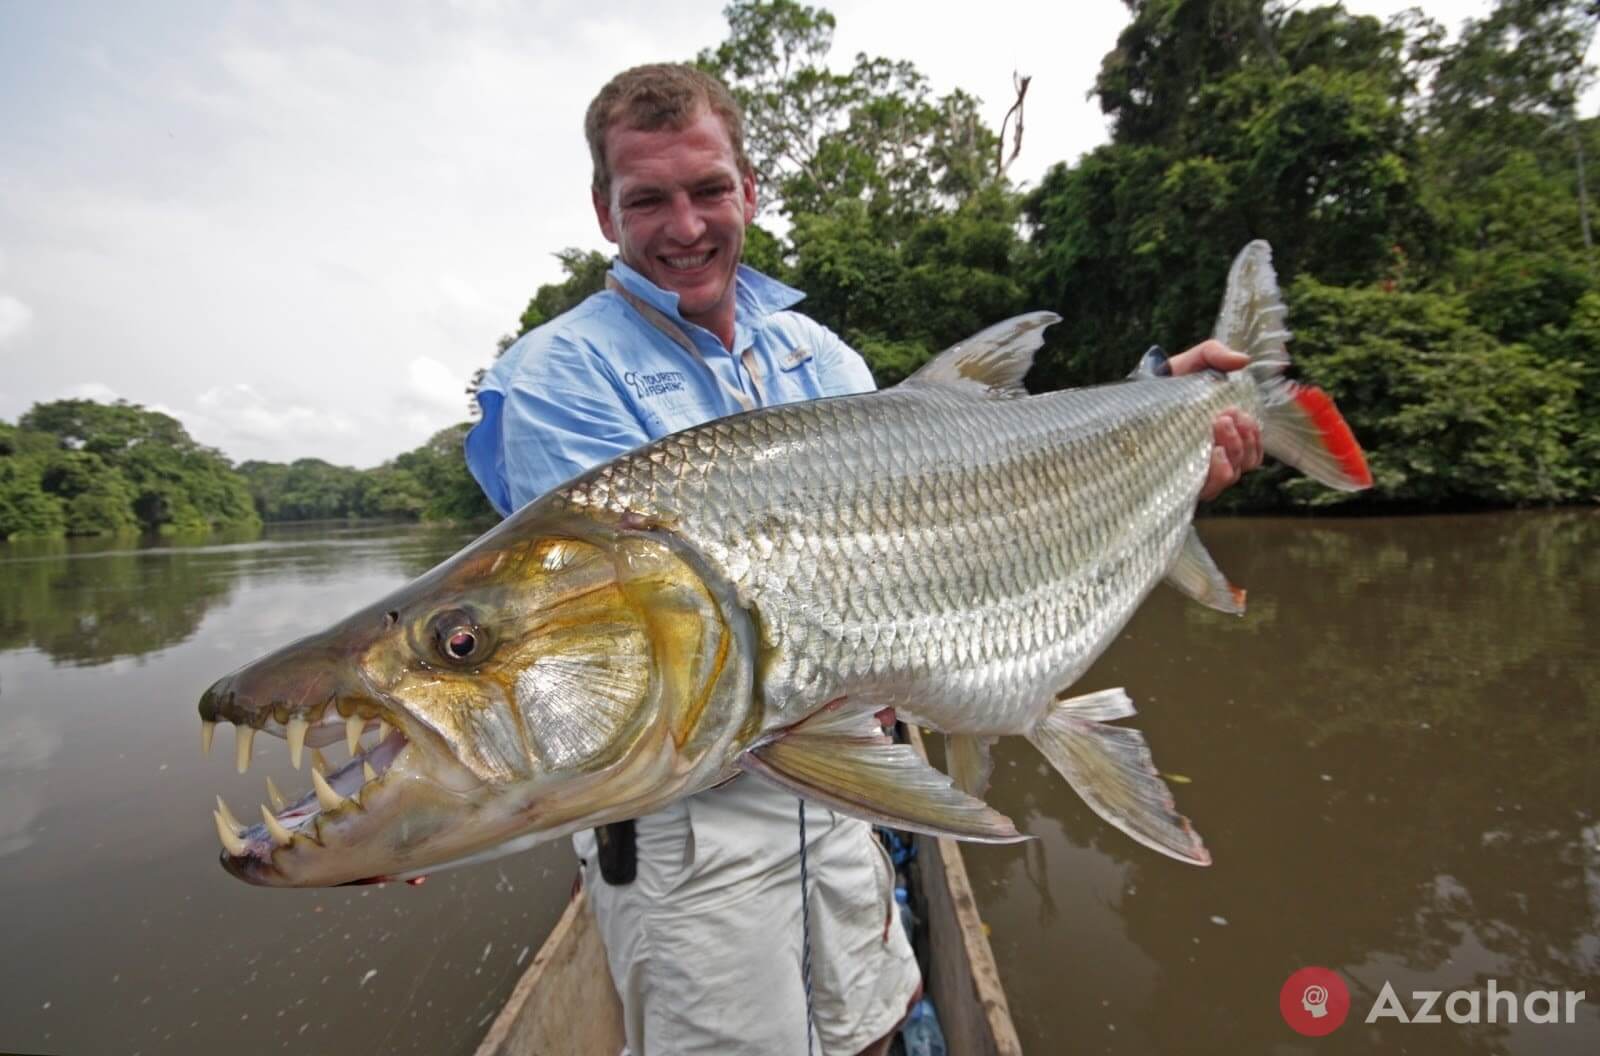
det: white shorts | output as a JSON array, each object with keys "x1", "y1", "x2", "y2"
[{"x1": 574, "y1": 775, "x2": 921, "y2": 1056}]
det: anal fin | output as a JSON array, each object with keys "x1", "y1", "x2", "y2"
[
  {"x1": 742, "y1": 713, "x2": 1024, "y2": 844},
  {"x1": 1165, "y1": 527, "x2": 1246, "y2": 615},
  {"x1": 1027, "y1": 688, "x2": 1211, "y2": 866},
  {"x1": 946, "y1": 734, "x2": 997, "y2": 797}
]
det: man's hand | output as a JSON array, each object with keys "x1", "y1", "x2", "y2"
[{"x1": 1167, "y1": 339, "x2": 1263, "y2": 500}]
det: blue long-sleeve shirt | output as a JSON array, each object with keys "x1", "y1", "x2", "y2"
[{"x1": 465, "y1": 259, "x2": 877, "y2": 515}]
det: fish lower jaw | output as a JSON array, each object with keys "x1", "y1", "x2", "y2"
[{"x1": 210, "y1": 726, "x2": 419, "y2": 884}]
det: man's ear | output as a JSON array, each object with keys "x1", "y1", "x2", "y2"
[
  {"x1": 593, "y1": 187, "x2": 619, "y2": 244},
  {"x1": 740, "y1": 168, "x2": 757, "y2": 225}
]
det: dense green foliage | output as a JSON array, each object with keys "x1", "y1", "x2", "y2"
[
  {"x1": 0, "y1": 402, "x2": 490, "y2": 540},
  {"x1": 1028, "y1": 0, "x2": 1598, "y2": 507},
  {"x1": 0, "y1": 401, "x2": 259, "y2": 540},
  {"x1": 238, "y1": 424, "x2": 493, "y2": 524},
  {"x1": 493, "y1": 0, "x2": 1600, "y2": 510}
]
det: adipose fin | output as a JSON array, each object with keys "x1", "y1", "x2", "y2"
[{"x1": 946, "y1": 733, "x2": 998, "y2": 798}]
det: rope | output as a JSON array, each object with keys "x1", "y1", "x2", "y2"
[{"x1": 799, "y1": 798, "x2": 816, "y2": 1055}]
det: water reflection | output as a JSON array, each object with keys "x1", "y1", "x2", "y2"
[
  {"x1": 967, "y1": 511, "x2": 1599, "y2": 1055},
  {"x1": 0, "y1": 713, "x2": 61, "y2": 858},
  {"x1": 0, "y1": 521, "x2": 575, "y2": 1056},
  {"x1": 0, "y1": 522, "x2": 481, "y2": 666}
]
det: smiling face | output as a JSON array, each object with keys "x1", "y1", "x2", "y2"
[{"x1": 592, "y1": 107, "x2": 758, "y2": 347}]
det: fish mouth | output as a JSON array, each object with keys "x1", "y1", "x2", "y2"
[
  {"x1": 198, "y1": 646, "x2": 478, "y2": 886},
  {"x1": 207, "y1": 721, "x2": 415, "y2": 885}
]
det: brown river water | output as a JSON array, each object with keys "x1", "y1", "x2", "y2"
[{"x1": 0, "y1": 513, "x2": 1594, "y2": 1055}]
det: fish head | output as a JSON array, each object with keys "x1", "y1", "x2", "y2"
[{"x1": 199, "y1": 506, "x2": 754, "y2": 886}]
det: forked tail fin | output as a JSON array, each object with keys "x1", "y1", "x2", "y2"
[{"x1": 1215, "y1": 242, "x2": 1373, "y2": 492}]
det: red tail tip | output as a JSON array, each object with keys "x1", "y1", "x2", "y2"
[{"x1": 1292, "y1": 386, "x2": 1372, "y2": 488}]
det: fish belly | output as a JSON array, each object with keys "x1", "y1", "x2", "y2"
[{"x1": 558, "y1": 374, "x2": 1258, "y2": 736}]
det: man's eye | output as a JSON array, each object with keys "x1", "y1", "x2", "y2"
[
  {"x1": 696, "y1": 185, "x2": 731, "y2": 199},
  {"x1": 627, "y1": 196, "x2": 661, "y2": 209}
]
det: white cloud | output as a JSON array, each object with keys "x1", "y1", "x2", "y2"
[
  {"x1": 0, "y1": 295, "x2": 34, "y2": 344},
  {"x1": 193, "y1": 384, "x2": 358, "y2": 436},
  {"x1": 178, "y1": 383, "x2": 360, "y2": 462},
  {"x1": 59, "y1": 381, "x2": 121, "y2": 402},
  {"x1": 407, "y1": 356, "x2": 474, "y2": 414}
]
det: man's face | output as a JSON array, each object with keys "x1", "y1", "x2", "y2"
[{"x1": 593, "y1": 108, "x2": 758, "y2": 339}]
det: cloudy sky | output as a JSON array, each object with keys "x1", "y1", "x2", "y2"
[{"x1": 0, "y1": 0, "x2": 1552, "y2": 466}]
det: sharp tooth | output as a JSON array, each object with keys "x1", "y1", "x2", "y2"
[
  {"x1": 362, "y1": 761, "x2": 378, "y2": 784},
  {"x1": 265, "y1": 776, "x2": 286, "y2": 812},
  {"x1": 201, "y1": 720, "x2": 216, "y2": 756},
  {"x1": 286, "y1": 717, "x2": 308, "y2": 770},
  {"x1": 346, "y1": 714, "x2": 364, "y2": 756},
  {"x1": 215, "y1": 795, "x2": 243, "y2": 833},
  {"x1": 311, "y1": 748, "x2": 330, "y2": 774},
  {"x1": 312, "y1": 767, "x2": 344, "y2": 812},
  {"x1": 377, "y1": 719, "x2": 391, "y2": 743},
  {"x1": 214, "y1": 809, "x2": 248, "y2": 857},
  {"x1": 235, "y1": 726, "x2": 255, "y2": 774},
  {"x1": 260, "y1": 804, "x2": 294, "y2": 847}
]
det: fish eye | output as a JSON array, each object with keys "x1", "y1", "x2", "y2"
[{"x1": 427, "y1": 609, "x2": 489, "y2": 665}]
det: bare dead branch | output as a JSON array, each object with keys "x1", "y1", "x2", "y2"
[{"x1": 997, "y1": 72, "x2": 1031, "y2": 179}]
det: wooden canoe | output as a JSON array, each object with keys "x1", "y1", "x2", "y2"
[{"x1": 474, "y1": 729, "x2": 1022, "y2": 1056}]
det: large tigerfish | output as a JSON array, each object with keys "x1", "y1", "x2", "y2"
[{"x1": 200, "y1": 242, "x2": 1370, "y2": 886}]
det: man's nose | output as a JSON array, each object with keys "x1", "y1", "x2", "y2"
[{"x1": 664, "y1": 192, "x2": 707, "y2": 243}]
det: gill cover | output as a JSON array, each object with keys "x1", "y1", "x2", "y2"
[{"x1": 385, "y1": 508, "x2": 756, "y2": 797}]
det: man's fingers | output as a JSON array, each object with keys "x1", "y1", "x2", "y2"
[
  {"x1": 1199, "y1": 410, "x2": 1262, "y2": 501},
  {"x1": 1221, "y1": 410, "x2": 1263, "y2": 471},
  {"x1": 1239, "y1": 413, "x2": 1263, "y2": 471},
  {"x1": 1214, "y1": 414, "x2": 1244, "y2": 468},
  {"x1": 1198, "y1": 446, "x2": 1237, "y2": 501},
  {"x1": 1169, "y1": 339, "x2": 1248, "y2": 376}
]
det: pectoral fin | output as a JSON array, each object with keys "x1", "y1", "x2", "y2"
[
  {"x1": 1165, "y1": 527, "x2": 1246, "y2": 615},
  {"x1": 742, "y1": 716, "x2": 1024, "y2": 843}
]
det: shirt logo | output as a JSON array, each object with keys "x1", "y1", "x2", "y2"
[
  {"x1": 779, "y1": 346, "x2": 813, "y2": 370},
  {"x1": 623, "y1": 370, "x2": 687, "y2": 400}
]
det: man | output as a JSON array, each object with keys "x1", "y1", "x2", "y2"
[{"x1": 466, "y1": 63, "x2": 1259, "y2": 1056}]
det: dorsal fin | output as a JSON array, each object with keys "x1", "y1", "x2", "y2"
[{"x1": 900, "y1": 311, "x2": 1060, "y2": 398}]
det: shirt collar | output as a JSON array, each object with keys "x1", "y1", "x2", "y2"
[{"x1": 608, "y1": 257, "x2": 805, "y2": 327}]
